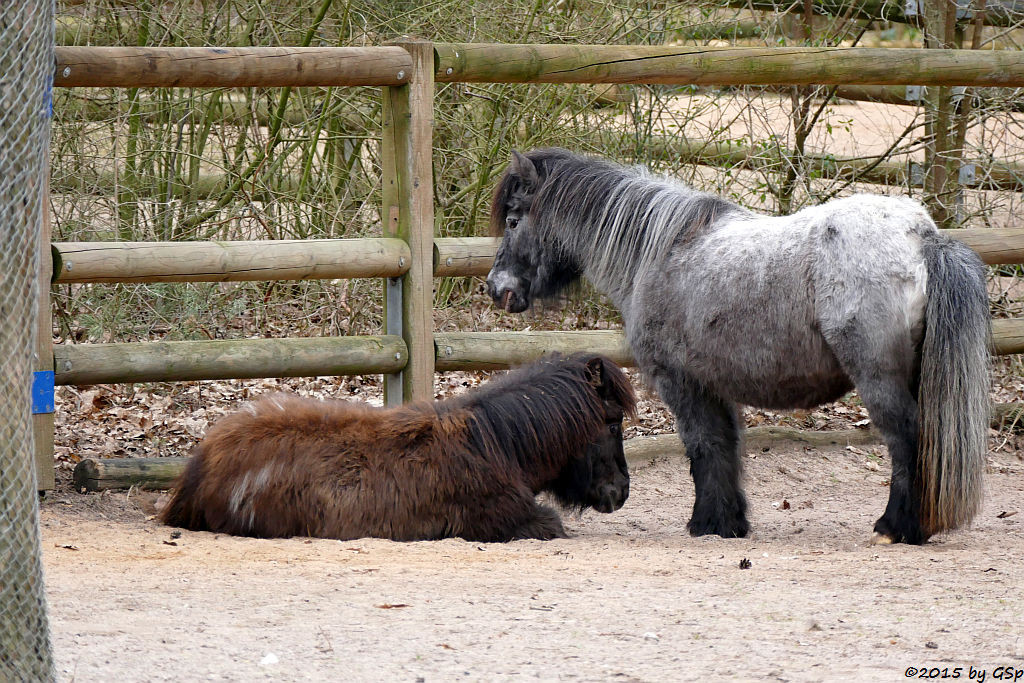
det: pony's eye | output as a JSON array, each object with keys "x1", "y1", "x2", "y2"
[
  {"x1": 505, "y1": 215, "x2": 519, "y2": 230},
  {"x1": 608, "y1": 424, "x2": 621, "y2": 436}
]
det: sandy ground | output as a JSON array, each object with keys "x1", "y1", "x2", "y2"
[
  {"x1": 40, "y1": 440, "x2": 1024, "y2": 682},
  {"x1": 37, "y1": 84, "x2": 1024, "y2": 683}
]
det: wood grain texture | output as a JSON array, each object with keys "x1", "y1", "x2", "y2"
[
  {"x1": 434, "y1": 331, "x2": 634, "y2": 371},
  {"x1": 952, "y1": 229, "x2": 1024, "y2": 265},
  {"x1": 54, "y1": 336, "x2": 407, "y2": 385},
  {"x1": 52, "y1": 238, "x2": 410, "y2": 283},
  {"x1": 639, "y1": 135, "x2": 1024, "y2": 192},
  {"x1": 435, "y1": 43, "x2": 1024, "y2": 86},
  {"x1": 35, "y1": 184, "x2": 55, "y2": 490},
  {"x1": 433, "y1": 237, "x2": 498, "y2": 277},
  {"x1": 993, "y1": 319, "x2": 1024, "y2": 355},
  {"x1": 422, "y1": 228, "x2": 1024, "y2": 275},
  {"x1": 436, "y1": 319, "x2": 1024, "y2": 370},
  {"x1": 382, "y1": 41, "x2": 435, "y2": 404},
  {"x1": 624, "y1": 428, "x2": 882, "y2": 467},
  {"x1": 54, "y1": 46, "x2": 411, "y2": 88},
  {"x1": 68, "y1": 429, "x2": 874, "y2": 491},
  {"x1": 723, "y1": 0, "x2": 1024, "y2": 28},
  {"x1": 70, "y1": 398, "x2": 1024, "y2": 491},
  {"x1": 58, "y1": 428, "x2": 884, "y2": 491},
  {"x1": 74, "y1": 457, "x2": 188, "y2": 492}
]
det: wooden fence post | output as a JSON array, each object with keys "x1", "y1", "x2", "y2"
[
  {"x1": 922, "y1": 0, "x2": 966, "y2": 228},
  {"x1": 381, "y1": 39, "x2": 435, "y2": 405},
  {"x1": 34, "y1": 180, "x2": 55, "y2": 491}
]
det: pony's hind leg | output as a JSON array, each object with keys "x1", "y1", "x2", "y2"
[
  {"x1": 824, "y1": 323, "x2": 925, "y2": 543},
  {"x1": 857, "y1": 380, "x2": 925, "y2": 544},
  {"x1": 657, "y1": 370, "x2": 749, "y2": 538}
]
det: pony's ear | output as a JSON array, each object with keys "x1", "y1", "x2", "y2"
[
  {"x1": 584, "y1": 356, "x2": 606, "y2": 389},
  {"x1": 510, "y1": 150, "x2": 540, "y2": 189}
]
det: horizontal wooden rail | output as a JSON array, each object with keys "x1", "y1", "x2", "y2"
[
  {"x1": 639, "y1": 136, "x2": 1024, "y2": 192},
  {"x1": 58, "y1": 93, "x2": 376, "y2": 127},
  {"x1": 74, "y1": 457, "x2": 187, "y2": 492},
  {"x1": 725, "y1": 0, "x2": 1024, "y2": 28},
  {"x1": 746, "y1": 84, "x2": 1024, "y2": 112},
  {"x1": 955, "y1": 229, "x2": 1024, "y2": 265},
  {"x1": 434, "y1": 331, "x2": 634, "y2": 371},
  {"x1": 58, "y1": 226, "x2": 1017, "y2": 288},
  {"x1": 434, "y1": 44, "x2": 1024, "y2": 87},
  {"x1": 993, "y1": 319, "x2": 1024, "y2": 355},
  {"x1": 435, "y1": 320, "x2": 1024, "y2": 370},
  {"x1": 54, "y1": 336, "x2": 407, "y2": 385},
  {"x1": 429, "y1": 227, "x2": 1024, "y2": 273},
  {"x1": 50, "y1": 141, "x2": 1024, "y2": 199},
  {"x1": 434, "y1": 237, "x2": 499, "y2": 277},
  {"x1": 71, "y1": 401, "x2": 1024, "y2": 491},
  {"x1": 54, "y1": 46, "x2": 412, "y2": 88},
  {"x1": 64, "y1": 424, "x2": 872, "y2": 490},
  {"x1": 51, "y1": 239, "x2": 410, "y2": 284}
]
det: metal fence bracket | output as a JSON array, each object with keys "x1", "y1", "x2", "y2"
[{"x1": 959, "y1": 162, "x2": 977, "y2": 186}]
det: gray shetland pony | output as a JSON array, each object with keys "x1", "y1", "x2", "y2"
[{"x1": 486, "y1": 147, "x2": 990, "y2": 544}]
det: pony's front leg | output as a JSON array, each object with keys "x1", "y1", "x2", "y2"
[
  {"x1": 657, "y1": 372, "x2": 749, "y2": 538},
  {"x1": 511, "y1": 503, "x2": 568, "y2": 540},
  {"x1": 460, "y1": 490, "x2": 567, "y2": 542}
]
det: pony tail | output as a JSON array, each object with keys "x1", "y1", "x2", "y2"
[
  {"x1": 159, "y1": 445, "x2": 209, "y2": 531},
  {"x1": 918, "y1": 234, "x2": 990, "y2": 535}
]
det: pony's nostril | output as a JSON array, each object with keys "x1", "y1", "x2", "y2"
[{"x1": 598, "y1": 485, "x2": 624, "y2": 511}]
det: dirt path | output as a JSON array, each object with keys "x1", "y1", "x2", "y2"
[{"x1": 40, "y1": 441, "x2": 1024, "y2": 682}]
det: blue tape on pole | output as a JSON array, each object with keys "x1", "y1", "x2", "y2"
[
  {"x1": 32, "y1": 371, "x2": 55, "y2": 414},
  {"x1": 43, "y1": 78, "x2": 53, "y2": 119}
]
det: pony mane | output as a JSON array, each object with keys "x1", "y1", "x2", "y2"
[
  {"x1": 498, "y1": 148, "x2": 745, "y2": 304},
  {"x1": 438, "y1": 353, "x2": 636, "y2": 472}
]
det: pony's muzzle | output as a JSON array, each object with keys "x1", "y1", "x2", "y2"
[
  {"x1": 486, "y1": 270, "x2": 529, "y2": 313},
  {"x1": 593, "y1": 482, "x2": 627, "y2": 513}
]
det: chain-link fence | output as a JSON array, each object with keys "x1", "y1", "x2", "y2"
[{"x1": 1, "y1": 2, "x2": 55, "y2": 681}]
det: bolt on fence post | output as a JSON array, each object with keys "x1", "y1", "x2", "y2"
[{"x1": 381, "y1": 39, "x2": 435, "y2": 405}]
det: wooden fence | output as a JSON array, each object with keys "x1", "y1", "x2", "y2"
[{"x1": 37, "y1": 40, "x2": 1024, "y2": 487}]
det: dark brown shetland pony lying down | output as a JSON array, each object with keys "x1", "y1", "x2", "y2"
[{"x1": 161, "y1": 353, "x2": 636, "y2": 542}]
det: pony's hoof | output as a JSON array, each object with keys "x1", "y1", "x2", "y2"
[
  {"x1": 687, "y1": 516, "x2": 749, "y2": 539},
  {"x1": 870, "y1": 531, "x2": 894, "y2": 545}
]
